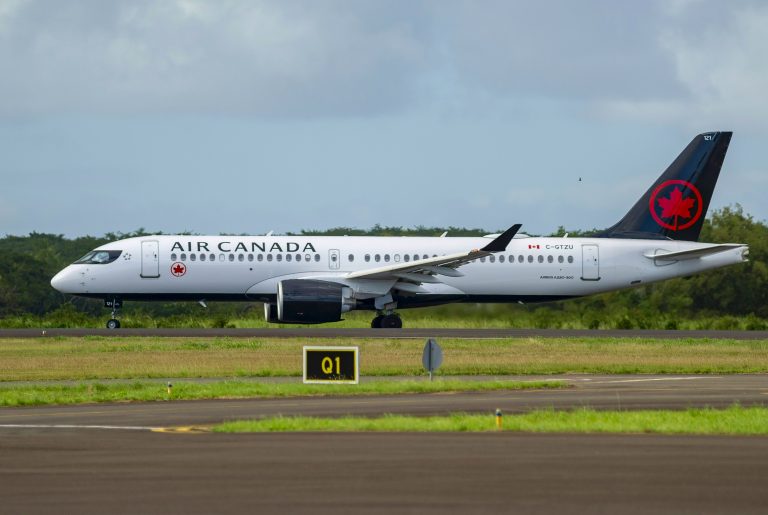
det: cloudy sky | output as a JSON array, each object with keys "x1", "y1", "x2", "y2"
[{"x1": 0, "y1": 0, "x2": 766, "y2": 237}]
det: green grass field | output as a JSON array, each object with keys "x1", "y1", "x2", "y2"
[
  {"x1": 214, "y1": 406, "x2": 768, "y2": 435},
  {"x1": 0, "y1": 379, "x2": 564, "y2": 407},
  {"x1": 1, "y1": 336, "x2": 767, "y2": 381}
]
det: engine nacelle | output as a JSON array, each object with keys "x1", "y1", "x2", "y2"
[
  {"x1": 263, "y1": 302, "x2": 279, "y2": 323},
  {"x1": 276, "y1": 279, "x2": 354, "y2": 324}
]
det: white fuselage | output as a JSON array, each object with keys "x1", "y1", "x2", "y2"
[{"x1": 51, "y1": 234, "x2": 748, "y2": 308}]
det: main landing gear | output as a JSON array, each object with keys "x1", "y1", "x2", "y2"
[
  {"x1": 105, "y1": 298, "x2": 123, "y2": 329},
  {"x1": 371, "y1": 312, "x2": 402, "y2": 329}
]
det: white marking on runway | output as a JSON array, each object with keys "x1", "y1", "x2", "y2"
[
  {"x1": 0, "y1": 424, "x2": 158, "y2": 431},
  {"x1": 586, "y1": 377, "x2": 722, "y2": 384}
]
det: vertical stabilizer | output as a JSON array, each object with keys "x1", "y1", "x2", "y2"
[{"x1": 595, "y1": 132, "x2": 732, "y2": 241}]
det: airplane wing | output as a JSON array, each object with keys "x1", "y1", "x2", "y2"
[
  {"x1": 644, "y1": 243, "x2": 747, "y2": 262},
  {"x1": 345, "y1": 224, "x2": 521, "y2": 283}
]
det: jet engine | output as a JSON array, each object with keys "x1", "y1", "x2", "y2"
[{"x1": 273, "y1": 279, "x2": 355, "y2": 324}]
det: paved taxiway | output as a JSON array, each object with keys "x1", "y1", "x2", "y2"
[
  {"x1": 2, "y1": 327, "x2": 768, "y2": 339},
  {"x1": 2, "y1": 374, "x2": 768, "y2": 514},
  {"x1": 2, "y1": 430, "x2": 767, "y2": 515}
]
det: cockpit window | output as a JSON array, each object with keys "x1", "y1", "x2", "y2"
[{"x1": 74, "y1": 250, "x2": 122, "y2": 265}]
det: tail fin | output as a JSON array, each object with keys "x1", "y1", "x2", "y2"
[{"x1": 594, "y1": 131, "x2": 732, "y2": 241}]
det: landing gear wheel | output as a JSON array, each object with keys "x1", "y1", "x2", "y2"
[
  {"x1": 380, "y1": 314, "x2": 402, "y2": 329},
  {"x1": 370, "y1": 315, "x2": 384, "y2": 328},
  {"x1": 106, "y1": 319, "x2": 121, "y2": 329}
]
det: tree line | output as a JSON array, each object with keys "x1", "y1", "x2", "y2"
[{"x1": 0, "y1": 206, "x2": 765, "y2": 323}]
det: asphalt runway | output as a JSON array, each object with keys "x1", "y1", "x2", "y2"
[
  {"x1": 2, "y1": 374, "x2": 768, "y2": 514},
  {"x1": 2, "y1": 327, "x2": 768, "y2": 339}
]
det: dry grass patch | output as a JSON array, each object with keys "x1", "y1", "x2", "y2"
[{"x1": 0, "y1": 337, "x2": 767, "y2": 381}]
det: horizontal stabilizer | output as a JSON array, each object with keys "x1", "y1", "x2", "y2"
[{"x1": 644, "y1": 244, "x2": 746, "y2": 261}]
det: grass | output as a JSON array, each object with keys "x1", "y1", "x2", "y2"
[
  {"x1": 6, "y1": 304, "x2": 768, "y2": 330},
  {"x1": 0, "y1": 379, "x2": 564, "y2": 407},
  {"x1": 214, "y1": 406, "x2": 768, "y2": 435},
  {"x1": 1, "y1": 336, "x2": 768, "y2": 381}
]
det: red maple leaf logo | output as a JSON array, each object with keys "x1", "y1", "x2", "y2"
[
  {"x1": 649, "y1": 180, "x2": 703, "y2": 231},
  {"x1": 171, "y1": 263, "x2": 186, "y2": 277},
  {"x1": 657, "y1": 187, "x2": 696, "y2": 229}
]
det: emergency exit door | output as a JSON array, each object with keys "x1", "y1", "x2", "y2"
[
  {"x1": 581, "y1": 244, "x2": 600, "y2": 281},
  {"x1": 141, "y1": 240, "x2": 160, "y2": 278}
]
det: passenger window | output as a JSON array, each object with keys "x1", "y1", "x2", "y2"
[
  {"x1": 384, "y1": 254, "x2": 390, "y2": 262},
  {"x1": 413, "y1": 254, "x2": 419, "y2": 261},
  {"x1": 518, "y1": 255, "x2": 524, "y2": 263},
  {"x1": 480, "y1": 257, "x2": 486, "y2": 263},
  {"x1": 568, "y1": 255, "x2": 574, "y2": 263},
  {"x1": 286, "y1": 254, "x2": 292, "y2": 262},
  {"x1": 305, "y1": 254, "x2": 311, "y2": 261},
  {"x1": 238, "y1": 254, "x2": 244, "y2": 262},
  {"x1": 527, "y1": 255, "x2": 533, "y2": 263},
  {"x1": 348, "y1": 254, "x2": 354, "y2": 262},
  {"x1": 490, "y1": 256, "x2": 496, "y2": 263},
  {"x1": 499, "y1": 255, "x2": 505, "y2": 263},
  {"x1": 181, "y1": 253, "x2": 187, "y2": 261},
  {"x1": 229, "y1": 254, "x2": 235, "y2": 262},
  {"x1": 295, "y1": 254, "x2": 302, "y2": 262},
  {"x1": 190, "y1": 254, "x2": 197, "y2": 262},
  {"x1": 257, "y1": 254, "x2": 263, "y2": 262},
  {"x1": 267, "y1": 254, "x2": 273, "y2": 262},
  {"x1": 171, "y1": 253, "x2": 177, "y2": 261},
  {"x1": 276, "y1": 254, "x2": 283, "y2": 262},
  {"x1": 375, "y1": 254, "x2": 381, "y2": 262},
  {"x1": 394, "y1": 254, "x2": 400, "y2": 262},
  {"x1": 365, "y1": 254, "x2": 371, "y2": 262},
  {"x1": 547, "y1": 255, "x2": 553, "y2": 263},
  {"x1": 538, "y1": 255, "x2": 544, "y2": 263},
  {"x1": 558, "y1": 255, "x2": 564, "y2": 263},
  {"x1": 314, "y1": 254, "x2": 320, "y2": 262},
  {"x1": 211, "y1": 254, "x2": 216, "y2": 261},
  {"x1": 404, "y1": 254, "x2": 410, "y2": 262},
  {"x1": 200, "y1": 254, "x2": 207, "y2": 262},
  {"x1": 423, "y1": 254, "x2": 428, "y2": 260}
]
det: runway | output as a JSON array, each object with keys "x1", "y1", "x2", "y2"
[
  {"x1": 2, "y1": 327, "x2": 768, "y2": 339},
  {"x1": 1, "y1": 374, "x2": 768, "y2": 514}
]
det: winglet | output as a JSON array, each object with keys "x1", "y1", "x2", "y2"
[{"x1": 481, "y1": 224, "x2": 522, "y2": 252}]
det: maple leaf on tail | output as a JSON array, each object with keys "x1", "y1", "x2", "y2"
[{"x1": 657, "y1": 187, "x2": 696, "y2": 230}]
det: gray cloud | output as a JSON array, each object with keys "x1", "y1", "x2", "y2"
[
  {"x1": 0, "y1": 0, "x2": 432, "y2": 116},
  {"x1": 0, "y1": 0, "x2": 766, "y2": 132}
]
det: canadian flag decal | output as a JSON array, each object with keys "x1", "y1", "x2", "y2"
[{"x1": 528, "y1": 244, "x2": 540, "y2": 250}]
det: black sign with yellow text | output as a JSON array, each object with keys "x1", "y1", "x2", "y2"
[{"x1": 303, "y1": 346, "x2": 359, "y2": 384}]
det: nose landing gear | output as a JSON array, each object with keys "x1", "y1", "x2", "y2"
[{"x1": 104, "y1": 298, "x2": 123, "y2": 329}]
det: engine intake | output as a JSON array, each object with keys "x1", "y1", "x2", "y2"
[{"x1": 276, "y1": 279, "x2": 353, "y2": 324}]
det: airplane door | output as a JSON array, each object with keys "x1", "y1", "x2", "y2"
[
  {"x1": 329, "y1": 249, "x2": 340, "y2": 270},
  {"x1": 141, "y1": 240, "x2": 160, "y2": 278},
  {"x1": 581, "y1": 244, "x2": 600, "y2": 281}
]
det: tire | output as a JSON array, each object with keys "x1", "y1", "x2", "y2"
[
  {"x1": 380, "y1": 315, "x2": 402, "y2": 329},
  {"x1": 370, "y1": 315, "x2": 383, "y2": 328},
  {"x1": 106, "y1": 319, "x2": 121, "y2": 329}
]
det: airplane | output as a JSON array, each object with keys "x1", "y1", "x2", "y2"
[{"x1": 51, "y1": 131, "x2": 748, "y2": 329}]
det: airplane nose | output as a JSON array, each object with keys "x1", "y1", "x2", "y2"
[{"x1": 51, "y1": 268, "x2": 74, "y2": 293}]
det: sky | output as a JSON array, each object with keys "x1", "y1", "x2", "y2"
[{"x1": 0, "y1": 0, "x2": 766, "y2": 237}]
